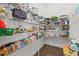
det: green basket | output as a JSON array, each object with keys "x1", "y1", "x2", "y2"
[{"x1": 51, "y1": 16, "x2": 58, "y2": 21}]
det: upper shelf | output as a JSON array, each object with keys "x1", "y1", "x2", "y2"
[{"x1": 24, "y1": 20, "x2": 45, "y2": 26}]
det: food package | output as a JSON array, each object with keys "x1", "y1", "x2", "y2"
[
  {"x1": 2, "y1": 46, "x2": 9, "y2": 56},
  {"x1": 0, "y1": 49, "x2": 4, "y2": 56},
  {"x1": 20, "y1": 40, "x2": 26, "y2": 48},
  {"x1": 27, "y1": 27, "x2": 33, "y2": 32},
  {"x1": 25, "y1": 37, "x2": 32, "y2": 44},
  {"x1": 0, "y1": 20, "x2": 6, "y2": 28},
  {"x1": 29, "y1": 34, "x2": 37, "y2": 41},
  {"x1": 7, "y1": 44, "x2": 13, "y2": 54},
  {"x1": 11, "y1": 42, "x2": 17, "y2": 52},
  {"x1": 0, "y1": 5, "x2": 6, "y2": 14}
]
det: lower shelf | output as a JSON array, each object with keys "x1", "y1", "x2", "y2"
[{"x1": 8, "y1": 36, "x2": 45, "y2": 56}]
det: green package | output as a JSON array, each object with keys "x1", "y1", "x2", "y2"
[
  {"x1": 4, "y1": 28, "x2": 14, "y2": 36},
  {"x1": 0, "y1": 28, "x2": 4, "y2": 36}
]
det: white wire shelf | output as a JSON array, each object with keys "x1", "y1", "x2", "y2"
[{"x1": 24, "y1": 20, "x2": 45, "y2": 26}]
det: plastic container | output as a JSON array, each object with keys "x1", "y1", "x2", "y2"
[
  {"x1": 2, "y1": 46, "x2": 9, "y2": 56},
  {"x1": 20, "y1": 42, "x2": 26, "y2": 48},
  {"x1": 71, "y1": 43, "x2": 79, "y2": 52},
  {"x1": 15, "y1": 40, "x2": 21, "y2": 49}
]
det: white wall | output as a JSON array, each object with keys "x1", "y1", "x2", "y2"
[
  {"x1": 42, "y1": 3, "x2": 78, "y2": 17},
  {"x1": 70, "y1": 15, "x2": 79, "y2": 42},
  {"x1": 29, "y1": 3, "x2": 78, "y2": 17},
  {"x1": 69, "y1": 4, "x2": 79, "y2": 42},
  {"x1": 29, "y1": 3, "x2": 45, "y2": 16}
]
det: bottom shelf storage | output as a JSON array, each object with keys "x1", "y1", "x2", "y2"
[{"x1": 9, "y1": 36, "x2": 45, "y2": 56}]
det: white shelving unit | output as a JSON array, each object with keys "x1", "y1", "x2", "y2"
[
  {"x1": 0, "y1": 19, "x2": 45, "y2": 55},
  {"x1": 0, "y1": 3, "x2": 46, "y2": 56}
]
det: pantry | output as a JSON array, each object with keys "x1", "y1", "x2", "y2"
[{"x1": 0, "y1": 3, "x2": 78, "y2": 56}]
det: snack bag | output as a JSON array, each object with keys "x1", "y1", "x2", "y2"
[
  {"x1": 0, "y1": 20, "x2": 6, "y2": 28},
  {"x1": 11, "y1": 43, "x2": 17, "y2": 52},
  {"x1": 0, "y1": 49, "x2": 4, "y2": 56},
  {"x1": 25, "y1": 37, "x2": 32, "y2": 44},
  {"x1": 2, "y1": 47, "x2": 9, "y2": 56},
  {"x1": 0, "y1": 5, "x2": 6, "y2": 14},
  {"x1": 63, "y1": 45, "x2": 73, "y2": 56}
]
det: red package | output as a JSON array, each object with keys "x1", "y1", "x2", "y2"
[{"x1": 0, "y1": 20, "x2": 6, "y2": 29}]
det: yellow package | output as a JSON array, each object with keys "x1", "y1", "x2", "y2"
[
  {"x1": 2, "y1": 47, "x2": 9, "y2": 56},
  {"x1": 27, "y1": 27, "x2": 33, "y2": 32},
  {"x1": 0, "y1": 5, "x2": 5, "y2": 13},
  {"x1": 63, "y1": 45, "x2": 73, "y2": 56}
]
